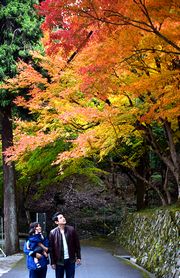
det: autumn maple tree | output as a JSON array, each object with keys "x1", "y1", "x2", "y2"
[
  {"x1": 36, "y1": 0, "x2": 180, "y2": 51},
  {"x1": 2, "y1": 0, "x2": 180, "y2": 209},
  {"x1": 37, "y1": 0, "x2": 179, "y2": 204}
]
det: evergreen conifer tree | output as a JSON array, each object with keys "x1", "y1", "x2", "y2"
[{"x1": 0, "y1": 0, "x2": 43, "y2": 255}]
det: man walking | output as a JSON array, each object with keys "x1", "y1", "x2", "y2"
[{"x1": 49, "y1": 212, "x2": 81, "y2": 278}]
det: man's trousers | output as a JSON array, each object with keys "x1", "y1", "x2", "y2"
[{"x1": 55, "y1": 260, "x2": 75, "y2": 278}]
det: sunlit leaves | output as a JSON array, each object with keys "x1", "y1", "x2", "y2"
[
  {"x1": 37, "y1": 0, "x2": 180, "y2": 57},
  {"x1": 3, "y1": 0, "x2": 180, "y2": 192}
]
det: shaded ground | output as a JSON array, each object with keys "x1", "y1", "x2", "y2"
[
  {"x1": 80, "y1": 236, "x2": 132, "y2": 256},
  {"x1": 0, "y1": 240, "x2": 154, "y2": 278}
]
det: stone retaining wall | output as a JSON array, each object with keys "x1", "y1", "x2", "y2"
[{"x1": 117, "y1": 209, "x2": 180, "y2": 278}]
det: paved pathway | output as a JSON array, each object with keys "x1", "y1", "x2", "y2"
[{"x1": 0, "y1": 246, "x2": 152, "y2": 278}]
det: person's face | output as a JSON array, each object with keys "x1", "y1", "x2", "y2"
[
  {"x1": 56, "y1": 214, "x2": 66, "y2": 226},
  {"x1": 35, "y1": 224, "x2": 42, "y2": 234}
]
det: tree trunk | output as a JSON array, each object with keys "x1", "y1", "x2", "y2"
[
  {"x1": 146, "y1": 124, "x2": 179, "y2": 200},
  {"x1": 163, "y1": 168, "x2": 172, "y2": 205},
  {"x1": 1, "y1": 105, "x2": 19, "y2": 255},
  {"x1": 135, "y1": 157, "x2": 149, "y2": 210},
  {"x1": 164, "y1": 121, "x2": 180, "y2": 200},
  {"x1": 135, "y1": 178, "x2": 146, "y2": 211},
  {"x1": 25, "y1": 209, "x2": 31, "y2": 226}
]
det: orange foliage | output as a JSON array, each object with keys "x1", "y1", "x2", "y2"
[
  {"x1": 0, "y1": 61, "x2": 47, "y2": 91},
  {"x1": 37, "y1": 0, "x2": 180, "y2": 55},
  {"x1": 3, "y1": 0, "x2": 180, "y2": 171}
]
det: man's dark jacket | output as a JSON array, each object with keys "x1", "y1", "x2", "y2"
[{"x1": 49, "y1": 225, "x2": 81, "y2": 265}]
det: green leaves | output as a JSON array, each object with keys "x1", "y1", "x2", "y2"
[
  {"x1": 0, "y1": 0, "x2": 43, "y2": 81},
  {"x1": 16, "y1": 139, "x2": 68, "y2": 190}
]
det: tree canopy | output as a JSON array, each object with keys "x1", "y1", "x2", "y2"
[{"x1": 1, "y1": 0, "x2": 180, "y2": 210}]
